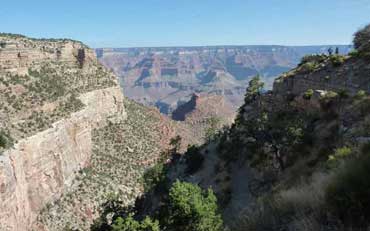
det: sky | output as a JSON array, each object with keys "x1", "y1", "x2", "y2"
[{"x1": 1, "y1": 0, "x2": 369, "y2": 48}]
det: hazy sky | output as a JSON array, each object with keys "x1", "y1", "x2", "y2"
[{"x1": 1, "y1": 0, "x2": 369, "y2": 47}]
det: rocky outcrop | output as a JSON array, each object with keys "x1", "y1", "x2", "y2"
[
  {"x1": 172, "y1": 94, "x2": 198, "y2": 121},
  {"x1": 0, "y1": 34, "x2": 95, "y2": 75},
  {"x1": 172, "y1": 93, "x2": 235, "y2": 124},
  {"x1": 273, "y1": 56, "x2": 370, "y2": 96},
  {"x1": 171, "y1": 93, "x2": 235, "y2": 141},
  {"x1": 0, "y1": 86, "x2": 125, "y2": 231},
  {"x1": 0, "y1": 34, "x2": 118, "y2": 144}
]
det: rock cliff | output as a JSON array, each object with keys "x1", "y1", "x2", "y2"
[
  {"x1": 0, "y1": 34, "x2": 199, "y2": 230},
  {"x1": 172, "y1": 93, "x2": 235, "y2": 123},
  {"x1": 0, "y1": 87, "x2": 125, "y2": 231},
  {"x1": 0, "y1": 34, "x2": 125, "y2": 230},
  {"x1": 0, "y1": 34, "x2": 95, "y2": 75},
  {"x1": 171, "y1": 93, "x2": 235, "y2": 140}
]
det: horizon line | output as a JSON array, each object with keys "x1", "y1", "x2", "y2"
[
  {"x1": 94, "y1": 44, "x2": 353, "y2": 49},
  {"x1": 0, "y1": 31, "x2": 354, "y2": 49}
]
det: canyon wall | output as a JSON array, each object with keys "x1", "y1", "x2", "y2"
[
  {"x1": 0, "y1": 34, "x2": 95, "y2": 75},
  {"x1": 0, "y1": 86, "x2": 125, "y2": 231},
  {"x1": 98, "y1": 45, "x2": 352, "y2": 115},
  {"x1": 0, "y1": 34, "x2": 125, "y2": 230},
  {"x1": 0, "y1": 34, "x2": 199, "y2": 231}
]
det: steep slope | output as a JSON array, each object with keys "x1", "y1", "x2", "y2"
[
  {"x1": 0, "y1": 34, "x2": 197, "y2": 231},
  {"x1": 36, "y1": 99, "x2": 198, "y2": 230},
  {"x1": 0, "y1": 34, "x2": 124, "y2": 231},
  {"x1": 99, "y1": 25, "x2": 370, "y2": 231},
  {"x1": 274, "y1": 53, "x2": 370, "y2": 96},
  {"x1": 179, "y1": 49, "x2": 370, "y2": 229}
]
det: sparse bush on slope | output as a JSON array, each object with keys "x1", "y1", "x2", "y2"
[
  {"x1": 111, "y1": 214, "x2": 160, "y2": 231},
  {"x1": 349, "y1": 49, "x2": 360, "y2": 58},
  {"x1": 326, "y1": 154, "x2": 370, "y2": 226},
  {"x1": 237, "y1": 172, "x2": 331, "y2": 231},
  {"x1": 0, "y1": 130, "x2": 13, "y2": 150},
  {"x1": 303, "y1": 89, "x2": 314, "y2": 100},
  {"x1": 354, "y1": 24, "x2": 370, "y2": 57},
  {"x1": 166, "y1": 181, "x2": 223, "y2": 231},
  {"x1": 143, "y1": 162, "x2": 167, "y2": 193},
  {"x1": 355, "y1": 90, "x2": 367, "y2": 100},
  {"x1": 94, "y1": 181, "x2": 223, "y2": 231},
  {"x1": 330, "y1": 54, "x2": 345, "y2": 66}
]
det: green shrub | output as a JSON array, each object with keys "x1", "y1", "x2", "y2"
[
  {"x1": 300, "y1": 62, "x2": 317, "y2": 73},
  {"x1": 112, "y1": 214, "x2": 160, "y2": 231},
  {"x1": 349, "y1": 49, "x2": 360, "y2": 58},
  {"x1": 299, "y1": 54, "x2": 326, "y2": 66},
  {"x1": 298, "y1": 54, "x2": 329, "y2": 72},
  {"x1": 320, "y1": 91, "x2": 338, "y2": 102},
  {"x1": 205, "y1": 117, "x2": 221, "y2": 141},
  {"x1": 98, "y1": 181, "x2": 223, "y2": 231},
  {"x1": 0, "y1": 130, "x2": 13, "y2": 149},
  {"x1": 333, "y1": 146, "x2": 352, "y2": 158},
  {"x1": 354, "y1": 24, "x2": 370, "y2": 56},
  {"x1": 326, "y1": 155, "x2": 370, "y2": 225},
  {"x1": 243, "y1": 75, "x2": 264, "y2": 105},
  {"x1": 327, "y1": 146, "x2": 352, "y2": 168},
  {"x1": 337, "y1": 89, "x2": 349, "y2": 99},
  {"x1": 0, "y1": 134, "x2": 7, "y2": 149},
  {"x1": 355, "y1": 90, "x2": 367, "y2": 100},
  {"x1": 303, "y1": 89, "x2": 314, "y2": 100},
  {"x1": 167, "y1": 181, "x2": 223, "y2": 231},
  {"x1": 142, "y1": 163, "x2": 166, "y2": 193},
  {"x1": 169, "y1": 135, "x2": 182, "y2": 153},
  {"x1": 330, "y1": 55, "x2": 345, "y2": 67}
]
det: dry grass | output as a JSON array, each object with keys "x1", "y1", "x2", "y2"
[{"x1": 235, "y1": 172, "x2": 335, "y2": 231}]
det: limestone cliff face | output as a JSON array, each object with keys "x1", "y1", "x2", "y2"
[
  {"x1": 0, "y1": 87, "x2": 125, "y2": 231},
  {"x1": 172, "y1": 93, "x2": 235, "y2": 123},
  {"x1": 0, "y1": 34, "x2": 95, "y2": 75},
  {"x1": 0, "y1": 34, "x2": 125, "y2": 230},
  {"x1": 0, "y1": 34, "x2": 199, "y2": 231},
  {"x1": 171, "y1": 93, "x2": 235, "y2": 141}
]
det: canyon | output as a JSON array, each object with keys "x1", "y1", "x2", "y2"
[
  {"x1": 0, "y1": 31, "x2": 365, "y2": 231},
  {"x1": 0, "y1": 34, "x2": 198, "y2": 230},
  {"x1": 97, "y1": 45, "x2": 352, "y2": 116},
  {"x1": 95, "y1": 25, "x2": 370, "y2": 230}
]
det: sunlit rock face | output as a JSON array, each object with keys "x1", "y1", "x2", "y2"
[
  {"x1": 0, "y1": 34, "x2": 125, "y2": 231},
  {"x1": 97, "y1": 45, "x2": 352, "y2": 115}
]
